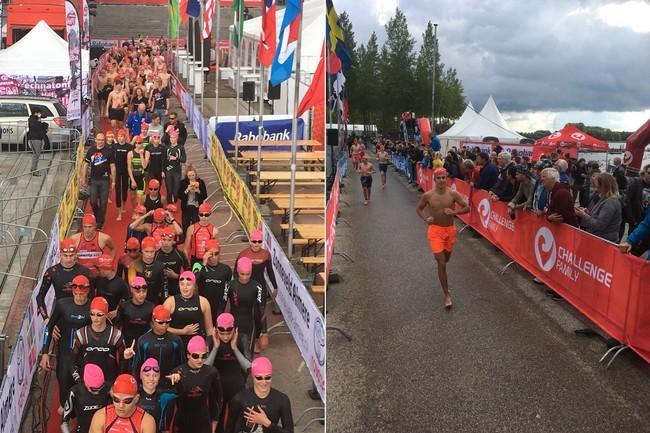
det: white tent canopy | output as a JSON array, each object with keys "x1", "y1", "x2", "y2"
[
  {"x1": 440, "y1": 101, "x2": 476, "y2": 137},
  {"x1": 479, "y1": 95, "x2": 511, "y2": 132},
  {"x1": 0, "y1": 20, "x2": 70, "y2": 76},
  {"x1": 441, "y1": 96, "x2": 523, "y2": 142},
  {"x1": 235, "y1": 0, "x2": 324, "y2": 73}
]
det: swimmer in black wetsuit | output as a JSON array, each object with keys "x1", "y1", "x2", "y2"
[
  {"x1": 154, "y1": 227, "x2": 188, "y2": 298},
  {"x1": 167, "y1": 336, "x2": 223, "y2": 433},
  {"x1": 118, "y1": 276, "x2": 155, "y2": 349},
  {"x1": 223, "y1": 258, "x2": 264, "y2": 355},
  {"x1": 95, "y1": 253, "x2": 130, "y2": 322},
  {"x1": 196, "y1": 239, "x2": 231, "y2": 324},
  {"x1": 40, "y1": 275, "x2": 92, "y2": 413},
  {"x1": 227, "y1": 357, "x2": 293, "y2": 433},
  {"x1": 206, "y1": 313, "x2": 251, "y2": 433},
  {"x1": 128, "y1": 236, "x2": 166, "y2": 304},
  {"x1": 137, "y1": 358, "x2": 177, "y2": 433},
  {"x1": 61, "y1": 363, "x2": 110, "y2": 433}
]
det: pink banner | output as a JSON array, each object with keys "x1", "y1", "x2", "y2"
[
  {"x1": 0, "y1": 74, "x2": 70, "y2": 106},
  {"x1": 325, "y1": 171, "x2": 340, "y2": 277}
]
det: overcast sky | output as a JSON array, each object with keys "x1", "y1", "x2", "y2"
[{"x1": 336, "y1": 0, "x2": 650, "y2": 132}]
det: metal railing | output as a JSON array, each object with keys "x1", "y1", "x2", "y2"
[{"x1": 0, "y1": 122, "x2": 81, "y2": 160}]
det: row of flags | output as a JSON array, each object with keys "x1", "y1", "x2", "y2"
[{"x1": 326, "y1": 0, "x2": 350, "y2": 123}]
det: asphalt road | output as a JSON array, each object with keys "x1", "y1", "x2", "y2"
[{"x1": 326, "y1": 153, "x2": 650, "y2": 433}]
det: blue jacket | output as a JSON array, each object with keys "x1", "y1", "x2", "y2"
[
  {"x1": 126, "y1": 111, "x2": 151, "y2": 137},
  {"x1": 475, "y1": 162, "x2": 499, "y2": 191},
  {"x1": 627, "y1": 207, "x2": 650, "y2": 250}
]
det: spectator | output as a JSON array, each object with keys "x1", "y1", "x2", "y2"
[
  {"x1": 27, "y1": 107, "x2": 49, "y2": 175},
  {"x1": 489, "y1": 151, "x2": 516, "y2": 202},
  {"x1": 541, "y1": 167, "x2": 578, "y2": 227},
  {"x1": 529, "y1": 160, "x2": 552, "y2": 214},
  {"x1": 623, "y1": 163, "x2": 650, "y2": 256},
  {"x1": 432, "y1": 152, "x2": 444, "y2": 169},
  {"x1": 554, "y1": 158, "x2": 570, "y2": 184},
  {"x1": 574, "y1": 173, "x2": 622, "y2": 243},
  {"x1": 610, "y1": 156, "x2": 628, "y2": 192},
  {"x1": 474, "y1": 152, "x2": 498, "y2": 191},
  {"x1": 620, "y1": 207, "x2": 650, "y2": 259},
  {"x1": 430, "y1": 131, "x2": 441, "y2": 152},
  {"x1": 460, "y1": 159, "x2": 475, "y2": 182},
  {"x1": 444, "y1": 153, "x2": 461, "y2": 179},
  {"x1": 178, "y1": 165, "x2": 208, "y2": 236},
  {"x1": 508, "y1": 165, "x2": 537, "y2": 212},
  {"x1": 571, "y1": 159, "x2": 588, "y2": 203},
  {"x1": 126, "y1": 103, "x2": 151, "y2": 138}
]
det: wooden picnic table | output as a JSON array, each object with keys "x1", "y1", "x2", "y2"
[
  {"x1": 278, "y1": 223, "x2": 324, "y2": 257},
  {"x1": 239, "y1": 151, "x2": 325, "y2": 161},
  {"x1": 229, "y1": 140, "x2": 320, "y2": 149},
  {"x1": 249, "y1": 171, "x2": 325, "y2": 195},
  {"x1": 272, "y1": 197, "x2": 324, "y2": 223}
]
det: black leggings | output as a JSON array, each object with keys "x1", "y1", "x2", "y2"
[
  {"x1": 115, "y1": 170, "x2": 130, "y2": 208},
  {"x1": 56, "y1": 351, "x2": 76, "y2": 407},
  {"x1": 182, "y1": 206, "x2": 199, "y2": 238}
]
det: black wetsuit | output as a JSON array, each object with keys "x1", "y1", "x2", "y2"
[
  {"x1": 95, "y1": 274, "x2": 130, "y2": 313},
  {"x1": 72, "y1": 325, "x2": 125, "y2": 384},
  {"x1": 227, "y1": 388, "x2": 294, "y2": 433},
  {"x1": 118, "y1": 299, "x2": 155, "y2": 347},
  {"x1": 144, "y1": 194, "x2": 164, "y2": 224},
  {"x1": 196, "y1": 263, "x2": 232, "y2": 323},
  {"x1": 170, "y1": 293, "x2": 205, "y2": 348},
  {"x1": 134, "y1": 330, "x2": 185, "y2": 383},
  {"x1": 137, "y1": 387, "x2": 177, "y2": 433},
  {"x1": 130, "y1": 260, "x2": 166, "y2": 304},
  {"x1": 209, "y1": 341, "x2": 251, "y2": 433},
  {"x1": 36, "y1": 263, "x2": 94, "y2": 319},
  {"x1": 171, "y1": 363, "x2": 223, "y2": 433},
  {"x1": 224, "y1": 280, "x2": 264, "y2": 354},
  {"x1": 114, "y1": 142, "x2": 133, "y2": 209},
  {"x1": 61, "y1": 382, "x2": 109, "y2": 433},
  {"x1": 147, "y1": 144, "x2": 166, "y2": 183},
  {"x1": 235, "y1": 250, "x2": 277, "y2": 334},
  {"x1": 42, "y1": 298, "x2": 91, "y2": 407},
  {"x1": 154, "y1": 247, "x2": 188, "y2": 298}
]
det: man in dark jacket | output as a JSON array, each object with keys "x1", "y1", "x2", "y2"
[
  {"x1": 624, "y1": 163, "x2": 650, "y2": 255},
  {"x1": 28, "y1": 108, "x2": 49, "y2": 175},
  {"x1": 474, "y1": 152, "x2": 499, "y2": 191},
  {"x1": 541, "y1": 167, "x2": 578, "y2": 227},
  {"x1": 162, "y1": 111, "x2": 187, "y2": 147},
  {"x1": 489, "y1": 151, "x2": 516, "y2": 202}
]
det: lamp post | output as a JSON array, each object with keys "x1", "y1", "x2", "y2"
[{"x1": 431, "y1": 23, "x2": 438, "y2": 128}]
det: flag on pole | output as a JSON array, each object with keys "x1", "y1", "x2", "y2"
[
  {"x1": 270, "y1": 0, "x2": 302, "y2": 86},
  {"x1": 258, "y1": 0, "x2": 276, "y2": 66},
  {"x1": 297, "y1": 43, "x2": 325, "y2": 117},
  {"x1": 202, "y1": 0, "x2": 216, "y2": 39},
  {"x1": 232, "y1": 0, "x2": 244, "y2": 48},
  {"x1": 326, "y1": 0, "x2": 351, "y2": 71},
  {"x1": 187, "y1": 0, "x2": 201, "y2": 18},
  {"x1": 329, "y1": 71, "x2": 346, "y2": 120},
  {"x1": 169, "y1": 0, "x2": 180, "y2": 38},
  {"x1": 180, "y1": 0, "x2": 189, "y2": 23}
]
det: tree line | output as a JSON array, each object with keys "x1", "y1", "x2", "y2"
[
  {"x1": 519, "y1": 124, "x2": 633, "y2": 142},
  {"x1": 336, "y1": 8, "x2": 466, "y2": 134}
]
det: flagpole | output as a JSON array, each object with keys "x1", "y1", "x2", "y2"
[
  {"x1": 200, "y1": 2, "x2": 205, "y2": 114},
  {"x1": 214, "y1": 2, "x2": 221, "y2": 119},
  {"x1": 234, "y1": 29, "x2": 241, "y2": 168},
  {"x1": 287, "y1": 9, "x2": 303, "y2": 258},
  {"x1": 256, "y1": 64, "x2": 264, "y2": 201}
]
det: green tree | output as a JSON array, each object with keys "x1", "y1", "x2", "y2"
[{"x1": 414, "y1": 22, "x2": 439, "y2": 119}]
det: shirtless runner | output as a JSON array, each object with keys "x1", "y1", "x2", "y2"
[
  {"x1": 377, "y1": 145, "x2": 390, "y2": 189},
  {"x1": 105, "y1": 80, "x2": 128, "y2": 131},
  {"x1": 416, "y1": 167, "x2": 469, "y2": 308},
  {"x1": 358, "y1": 154, "x2": 376, "y2": 205}
]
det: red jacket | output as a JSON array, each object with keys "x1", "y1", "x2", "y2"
[{"x1": 547, "y1": 182, "x2": 578, "y2": 227}]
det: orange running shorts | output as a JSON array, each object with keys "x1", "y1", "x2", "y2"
[{"x1": 427, "y1": 224, "x2": 456, "y2": 254}]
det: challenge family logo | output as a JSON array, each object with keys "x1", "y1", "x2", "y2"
[
  {"x1": 478, "y1": 199, "x2": 491, "y2": 229},
  {"x1": 313, "y1": 316, "x2": 325, "y2": 367},
  {"x1": 570, "y1": 132, "x2": 586, "y2": 141},
  {"x1": 623, "y1": 150, "x2": 634, "y2": 165},
  {"x1": 534, "y1": 227, "x2": 556, "y2": 272}
]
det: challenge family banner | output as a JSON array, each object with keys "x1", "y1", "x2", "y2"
[
  {"x1": 411, "y1": 166, "x2": 650, "y2": 361},
  {"x1": 215, "y1": 118, "x2": 305, "y2": 152},
  {"x1": 262, "y1": 224, "x2": 326, "y2": 401},
  {"x1": 325, "y1": 170, "x2": 340, "y2": 277}
]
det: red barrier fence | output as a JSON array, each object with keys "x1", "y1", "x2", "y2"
[
  {"x1": 325, "y1": 171, "x2": 340, "y2": 277},
  {"x1": 416, "y1": 163, "x2": 650, "y2": 362}
]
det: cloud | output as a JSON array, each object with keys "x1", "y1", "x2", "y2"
[{"x1": 337, "y1": 0, "x2": 650, "y2": 129}]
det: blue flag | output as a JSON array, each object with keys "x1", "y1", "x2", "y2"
[
  {"x1": 270, "y1": 0, "x2": 302, "y2": 86},
  {"x1": 187, "y1": 0, "x2": 201, "y2": 18}
]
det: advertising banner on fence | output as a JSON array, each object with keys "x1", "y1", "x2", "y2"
[
  {"x1": 65, "y1": 0, "x2": 82, "y2": 120},
  {"x1": 0, "y1": 74, "x2": 70, "y2": 107},
  {"x1": 214, "y1": 118, "x2": 305, "y2": 152},
  {"x1": 325, "y1": 170, "x2": 340, "y2": 277},
  {"x1": 262, "y1": 224, "x2": 326, "y2": 401}
]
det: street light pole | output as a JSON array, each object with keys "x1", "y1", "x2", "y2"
[{"x1": 431, "y1": 23, "x2": 438, "y2": 128}]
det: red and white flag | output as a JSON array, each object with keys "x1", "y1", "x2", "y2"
[
  {"x1": 258, "y1": 0, "x2": 276, "y2": 66},
  {"x1": 201, "y1": 0, "x2": 216, "y2": 40}
]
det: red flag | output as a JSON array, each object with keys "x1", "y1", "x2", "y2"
[
  {"x1": 297, "y1": 43, "x2": 325, "y2": 117},
  {"x1": 258, "y1": 0, "x2": 276, "y2": 66},
  {"x1": 202, "y1": 0, "x2": 216, "y2": 39},
  {"x1": 180, "y1": 0, "x2": 188, "y2": 24}
]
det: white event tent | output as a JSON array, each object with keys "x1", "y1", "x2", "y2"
[{"x1": 440, "y1": 96, "x2": 523, "y2": 152}]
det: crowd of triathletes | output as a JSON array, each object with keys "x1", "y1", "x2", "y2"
[
  {"x1": 348, "y1": 133, "x2": 650, "y2": 259},
  {"x1": 37, "y1": 38, "x2": 294, "y2": 433}
]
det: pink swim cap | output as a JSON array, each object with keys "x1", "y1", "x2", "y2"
[
  {"x1": 130, "y1": 276, "x2": 147, "y2": 289},
  {"x1": 187, "y1": 335, "x2": 207, "y2": 353},
  {"x1": 251, "y1": 357, "x2": 273, "y2": 376},
  {"x1": 140, "y1": 358, "x2": 160, "y2": 377},
  {"x1": 179, "y1": 270, "x2": 196, "y2": 283},
  {"x1": 83, "y1": 363, "x2": 104, "y2": 389},
  {"x1": 216, "y1": 313, "x2": 235, "y2": 328},
  {"x1": 250, "y1": 229, "x2": 263, "y2": 242},
  {"x1": 237, "y1": 257, "x2": 252, "y2": 273}
]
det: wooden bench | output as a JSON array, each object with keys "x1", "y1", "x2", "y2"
[
  {"x1": 301, "y1": 256, "x2": 325, "y2": 264},
  {"x1": 311, "y1": 285, "x2": 325, "y2": 294},
  {"x1": 272, "y1": 209, "x2": 323, "y2": 216}
]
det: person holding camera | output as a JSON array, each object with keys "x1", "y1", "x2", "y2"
[
  {"x1": 178, "y1": 165, "x2": 208, "y2": 237},
  {"x1": 28, "y1": 107, "x2": 49, "y2": 175}
]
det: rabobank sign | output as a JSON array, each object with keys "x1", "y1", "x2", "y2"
[{"x1": 214, "y1": 116, "x2": 304, "y2": 151}]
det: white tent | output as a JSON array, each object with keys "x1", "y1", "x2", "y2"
[
  {"x1": 479, "y1": 95, "x2": 511, "y2": 132},
  {"x1": 440, "y1": 101, "x2": 476, "y2": 137},
  {"x1": 237, "y1": 0, "x2": 324, "y2": 73},
  {"x1": 454, "y1": 114, "x2": 524, "y2": 141},
  {"x1": 0, "y1": 20, "x2": 70, "y2": 76}
]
